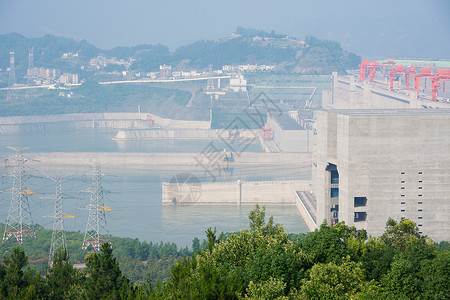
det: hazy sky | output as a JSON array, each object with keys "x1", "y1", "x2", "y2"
[{"x1": 1, "y1": 0, "x2": 449, "y2": 58}]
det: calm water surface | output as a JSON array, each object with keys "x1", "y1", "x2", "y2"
[{"x1": 0, "y1": 129, "x2": 310, "y2": 248}]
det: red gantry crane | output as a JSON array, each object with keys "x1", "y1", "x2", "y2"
[
  {"x1": 388, "y1": 65, "x2": 416, "y2": 90},
  {"x1": 359, "y1": 60, "x2": 381, "y2": 82},
  {"x1": 382, "y1": 58, "x2": 395, "y2": 75},
  {"x1": 431, "y1": 70, "x2": 450, "y2": 102},
  {"x1": 414, "y1": 69, "x2": 450, "y2": 101}
]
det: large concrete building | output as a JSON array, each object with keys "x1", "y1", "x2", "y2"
[{"x1": 313, "y1": 109, "x2": 450, "y2": 242}]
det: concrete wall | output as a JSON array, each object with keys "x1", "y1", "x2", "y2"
[
  {"x1": 266, "y1": 114, "x2": 312, "y2": 152},
  {"x1": 0, "y1": 113, "x2": 210, "y2": 135},
  {"x1": 315, "y1": 110, "x2": 450, "y2": 242},
  {"x1": 113, "y1": 129, "x2": 260, "y2": 140},
  {"x1": 4, "y1": 152, "x2": 312, "y2": 166},
  {"x1": 162, "y1": 180, "x2": 312, "y2": 205}
]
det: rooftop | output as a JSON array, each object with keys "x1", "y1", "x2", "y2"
[{"x1": 270, "y1": 112, "x2": 303, "y2": 130}]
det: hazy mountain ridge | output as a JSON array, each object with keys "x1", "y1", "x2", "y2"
[{"x1": 0, "y1": 28, "x2": 360, "y2": 77}]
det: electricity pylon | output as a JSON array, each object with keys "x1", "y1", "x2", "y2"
[
  {"x1": 6, "y1": 51, "x2": 17, "y2": 101},
  {"x1": 2, "y1": 147, "x2": 36, "y2": 243},
  {"x1": 25, "y1": 47, "x2": 37, "y2": 99},
  {"x1": 44, "y1": 175, "x2": 75, "y2": 266},
  {"x1": 81, "y1": 164, "x2": 112, "y2": 252},
  {"x1": 206, "y1": 64, "x2": 214, "y2": 90}
]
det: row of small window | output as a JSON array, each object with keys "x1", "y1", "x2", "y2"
[
  {"x1": 401, "y1": 172, "x2": 423, "y2": 175},
  {"x1": 401, "y1": 209, "x2": 423, "y2": 212},
  {"x1": 401, "y1": 201, "x2": 423, "y2": 204},
  {"x1": 401, "y1": 181, "x2": 422, "y2": 183},
  {"x1": 401, "y1": 187, "x2": 422, "y2": 189},
  {"x1": 401, "y1": 195, "x2": 422, "y2": 197}
]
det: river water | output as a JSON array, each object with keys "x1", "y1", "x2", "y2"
[{"x1": 0, "y1": 129, "x2": 310, "y2": 248}]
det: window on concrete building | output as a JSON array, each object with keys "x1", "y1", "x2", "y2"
[
  {"x1": 354, "y1": 212, "x2": 367, "y2": 222},
  {"x1": 330, "y1": 170, "x2": 339, "y2": 184},
  {"x1": 401, "y1": 180, "x2": 405, "y2": 183},
  {"x1": 401, "y1": 202, "x2": 405, "y2": 204},
  {"x1": 418, "y1": 224, "x2": 423, "y2": 227},
  {"x1": 401, "y1": 195, "x2": 405, "y2": 197},
  {"x1": 418, "y1": 194, "x2": 423, "y2": 197},
  {"x1": 331, "y1": 188, "x2": 339, "y2": 198},
  {"x1": 418, "y1": 209, "x2": 423, "y2": 212},
  {"x1": 418, "y1": 217, "x2": 423, "y2": 219},
  {"x1": 418, "y1": 201, "x2": 422, "y2": 204},
  {"x1": 401, "y1": 187, "x2": 405, "y2": 189},
  {"x1": 418, "y1": 180, "x2": 423, "y2": 183},
  {"x1": 401, "y1": 172, "x2": 406, "y2": 174},
  {"x1": 401, "y1": 209, "x2": 405, "y2": 212},
  {"x1": 418, "y1": 172, "x2": 423, "y2": 174},
  {"x1": 419, "y1": 232, "x2": 423, "y2": 234},
  {"x1": 418, "y1": 187, "x2": 423, "y2": 189},
  {"x1": 354, "y1": 197, "x2": 367, "y2": 207}
]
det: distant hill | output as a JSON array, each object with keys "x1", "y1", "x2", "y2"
[{"x1": 0, "y1": 28, "x2": 361, "y2": 78}]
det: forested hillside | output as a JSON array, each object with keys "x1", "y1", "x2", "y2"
[
  {"x1": 0, "y1": 27, "x2": 360, "y2": 78},
  {"x1": 0, "y1": 205, "x2": 448, "y2": 299}
]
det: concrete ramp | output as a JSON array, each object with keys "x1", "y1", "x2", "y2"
[{"x1": 295, "y1": 191, "x2": 317, "y2": 231}]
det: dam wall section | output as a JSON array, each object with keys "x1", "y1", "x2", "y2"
[
  {"x1": 113, "y1": 129, "x2": 260, "y2": 140},
  {"x1": 162, "y1": 180, "x2": 312, "y2": 206},
  {"x1": 3, "y1": 152, "x2": 312, "y2": 166},
  {"x1": 0, "y1": 113, "x2": 210, "y2": 135}
]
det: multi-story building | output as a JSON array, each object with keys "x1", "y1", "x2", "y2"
[{"x1": 314, "y1": 109, "x2": 450, "y2": 242}]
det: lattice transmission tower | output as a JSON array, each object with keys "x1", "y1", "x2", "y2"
[
  {"x1": 206, "y1": 64, "x2": 215, "y2": 90},
  {"x1": 44, "y1": 175, "x2": 75, "y2": 266},
  {"x1": 25, "y1": 47, "x2": 37, "y2": 99},
  {"x1": 6, "y1": 51, "x2": 17, "y2": 101},
  {"x1": 2, "y1": 147, "x2": 36, "y2": 243},
  {"x1": 81, "y1": 164, "x2": 112, "y2": 252}
]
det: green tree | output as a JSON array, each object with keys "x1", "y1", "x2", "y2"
[
  {"x1": 421, "y1": 251, "x2": 450, "y2": 299},
  {"x1": 301, "y1": 221, "x2": 358, "y2": 264},
  {"x1": 300, "y1": 257, "x2": 377, "y2": 300},
  {"x1": 46, "y1": 249, "x2": 84, "y2": 300},
  {"x1": 0, "y1": 246, "x2": 45, "y2": 299},
  {"x1": 381, "y1": 256, "x2": 422, "y2": 299},
  {"x1": 84, "y1": 242, "x2": 133, "y2": 299}
]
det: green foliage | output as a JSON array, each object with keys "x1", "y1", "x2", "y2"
[
  {"x1": 300, "y1": 257, "x2": 378, "y2": 300},
  {"x1": 0, "y1": 213, "x2": 448, "y2": 299},
  {"x1": 46, "y1": 249, "x2": 84, "y2": 300},
  {"x1": 0, "y1": 246, "x2": 45, "y2": 299},
  {"x1": 84, "y1": 242, "x2": 133, "y2": 299},
  {"x1": 0, "y1": 81, "x2": 192, "y2": 117},
  {"x1": 301, "y1": 221, "x2": 359, "y2": 264},
  {"x1": 244, "y1": 277, "x2": 288, "y2": 300}
]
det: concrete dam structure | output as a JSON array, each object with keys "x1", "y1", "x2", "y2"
[
  {"x1": 1, "y1": 152, "x2": 312, "y2": 167},
  {"x1": 0, "y1": 112, "x2": 210, "y2": 135},
  {"x1": 113, "y1": 129, "x2": 260, "y2": 140},
  {"x1": 162, "y1": 179, "x2": 310, "y2": 203}
]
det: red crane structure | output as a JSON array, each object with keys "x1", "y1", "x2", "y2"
[
  {"x1": 382, "y1": 58, "x2": 395, "y2": 75},
  {"x1": 388, "y1": 65, "x2": 416, "y2": 90},
  {"x1": 147, "y1": 115, "x2": 155, "y2": 127},
  {"x1": 431, "y1": 70, "x2": 450, "y2": 102},
  {"x1": 414, "y1": 68, "x2": 433, "y2": 95},
  {"x1": 359, "y1": 60, "x2": 381, "y2": 82},
  {"x1": 261, "y1": 124, "x2": 272, "y2": 140},
  {"x1": 414, "y1": 69, "x2": 450, "y2": 101}
]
